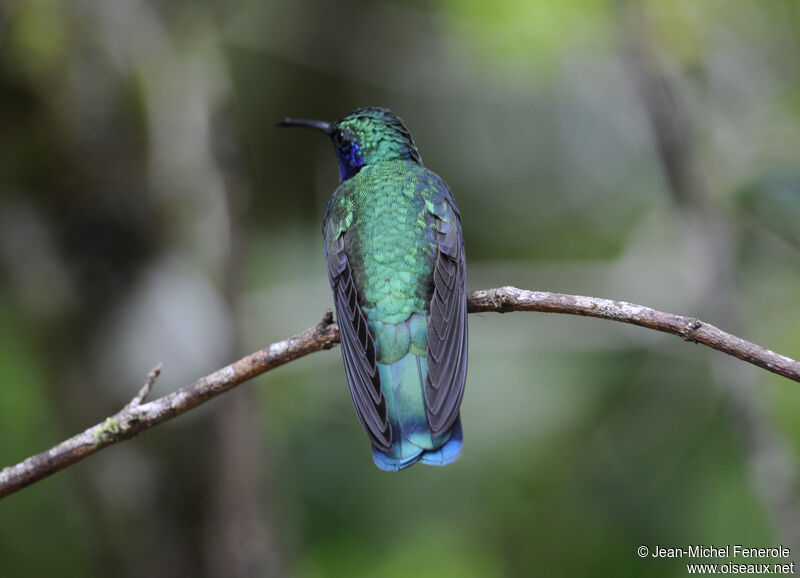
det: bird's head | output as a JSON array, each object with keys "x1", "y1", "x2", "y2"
[{"x1": 279, "y1": 107, "x2": 421, "y2": 182}]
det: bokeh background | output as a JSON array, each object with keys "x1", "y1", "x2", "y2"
[{"x1": 1, "y1": 0, "x2": 799, "y2": 576}]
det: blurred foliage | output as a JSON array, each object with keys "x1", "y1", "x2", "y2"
[
  {"x1": 0, "y1": 0, "x2": 799, "y2": 576},
  {"x1": 737, "y1": 174, "x2": 800, "y2": 249}
]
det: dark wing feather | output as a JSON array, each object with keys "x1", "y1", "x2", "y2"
[
  {"x1": 325, "y1": 233, "x2": 392, "y2": 451},
  {"x1": 425, "y1": 196, "x2": 468, "y2": 437}
]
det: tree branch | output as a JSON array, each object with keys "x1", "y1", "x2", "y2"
[
  {"x1": 1, "y1": 286, "x2": 798, "y2": 500},
  {"x1": 468, "y1": 287, "x2": 800, "y2": 382}
]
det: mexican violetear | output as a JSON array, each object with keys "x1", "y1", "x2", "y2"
[{"x1": 279, "y1": 107, "x2": 468, "y2": 471}]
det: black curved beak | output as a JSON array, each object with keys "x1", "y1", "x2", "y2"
[{"x1": 277, "y1": 118, "x2": 334, "y2": 134}]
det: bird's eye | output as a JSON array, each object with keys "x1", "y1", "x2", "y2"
[{"x1": 334, "y1": 129, "x2": 346, "y2": 144}]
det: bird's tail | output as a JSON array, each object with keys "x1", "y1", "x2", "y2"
[{"x1": 371, "y1": 353, "x2": 463, "y2": 471}]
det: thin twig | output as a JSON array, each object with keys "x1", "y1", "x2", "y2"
[
  {"x1": 128, "y1": 363, "x2": 162, "y2": 408},
  {"x1": 0, "y1": 287, "x2": 797, "y2": 500}
]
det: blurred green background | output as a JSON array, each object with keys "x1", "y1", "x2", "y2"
[{"x1": 1, "y1": 0, "x2": 799, "y2": 576}]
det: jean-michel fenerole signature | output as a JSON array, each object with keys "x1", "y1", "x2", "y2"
[{"x1": 649, "y1": 545, "x2": 791, "y2": 559}]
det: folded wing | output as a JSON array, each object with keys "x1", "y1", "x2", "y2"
[
  {"x1": 325, "y1": 233, "x2": 392, "y2": 451},
  {"x1": 424, "y1": 192, "x2": 468, "y2": 438}
]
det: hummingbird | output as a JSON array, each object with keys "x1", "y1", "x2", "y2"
[{"x1": 279, "y1": 107, "x2": 468, "y2": 471}]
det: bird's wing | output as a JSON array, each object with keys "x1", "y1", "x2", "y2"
[
  {"x1": 424, "y1": 184, "x2": 468, "y2": 437},
  {"x1": 325, "y1": 224, "x2": 392, "y2": 451}
]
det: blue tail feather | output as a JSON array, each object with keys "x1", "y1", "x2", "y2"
[
  {"x1": 419, "y1": 416, "x2": 463, "y2": 466},
  {"x1": 371, "y1": 353, "x2": 462, "y2": 471},
  {"x1": 371, "y1": 445, "x2": 423, "y2": 472},
  {"x1": 371, "y1": 418, "x2": 462, "y2": 471}
]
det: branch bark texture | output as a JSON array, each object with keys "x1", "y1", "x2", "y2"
[
  {"x1": 468, "y1": 287, "x2": 800, "y2": 382},
  {"x1": 1, "y1": 286, "x2": 798, "y2": 500}
]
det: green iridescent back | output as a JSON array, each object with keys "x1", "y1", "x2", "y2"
[{"x1": 326, "y1": 160, "x2": 441, "y2": 362}]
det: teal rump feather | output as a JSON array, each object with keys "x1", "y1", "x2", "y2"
[
  {"x1": 372, "y1": 352, "x2": 463, "y2": 471},
  {"x1": 279, "y1": 107, "x2": 468, "y2": 471}
]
